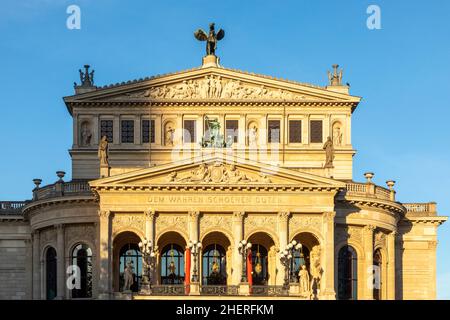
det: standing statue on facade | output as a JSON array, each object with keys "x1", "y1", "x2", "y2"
[
  {"x1": 194, "y1": 23, "x2": 225, "y2": 56},
  {"x1": 323, "y1": 136, "x2": 334, "y2": 168},
  {"x1": 333, "y1": 126, "x2": 342, "y2": 146},
  {"x1": 98, "y1": 136, "x2": 109, "y2": 166},
  {"x1": 165, "y1": 126, "x2": 175, "y2": 146},
  {"x1": 298, "y1": 265, "x2": 310, "y2": 296},
  {"x1": 123, "y1": 260, "x2": 134, "y2": 292},
  {"x1": 249, "y1": 125, "x2": 258, "y2": 147},
  {"x1": 80, "y1": 122, "x2": 92, "y2": 146}
]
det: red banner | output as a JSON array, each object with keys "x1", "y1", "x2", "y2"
[{"x1": 185, "y1": 248, "x2": 191, "y2": 294}]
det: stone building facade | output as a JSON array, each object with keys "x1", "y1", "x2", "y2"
[{"x1": 0, "y1": 50, "x2": 446, "y2": 300}]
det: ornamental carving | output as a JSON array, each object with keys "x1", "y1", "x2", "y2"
[
  {"x1": 336, "y1": 226, "x2": 363, "y2": 244},
  {"x1": 65, "y1": 224, "x2": 95, "y2": 246},
  {"x1": 289, "y1": 215, "x2": 322, "y2": 234},
  {"x1": 156, "y1": 215, "x2": 187, "y2": 231},
  {"x1": 113, "y1": 214, "x2": 145, "y2": 234},
  {"x1": 374, "y1": 231, "x2": 386, "y2": 248},
  {"x1": 244, "y1": 215, "x2": 277, "y2": 235},
  {"x1": 166, "y1": 161, "x2": 272, "y2": 184},
  {"x1": 125, "y1": 76, "x2": 311, "y2": 101},
  {"x1": 200, "y1": 215, "x2": 232, "y2": 234}
]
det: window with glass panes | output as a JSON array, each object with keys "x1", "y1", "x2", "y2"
[
  {"x1": 225, "y1": 120, "x2": 239, "y2": 143},
  {"x1": 183, "y1": 120, "x2": 196, "y2": 143},
  {"x1": 100, "y1": 120, "x2": 113, "y2": 143},
  {"x1": 268, "y1": 120, "x2": 281, "y2": 143},
  {"x1": 142, "y1": 119, "x2": 155, "y2": 143},
  {"x1": 121, "y1": 120, "x2": 134, "y2": 143},
  {"x1": 310, "y1": 120, "x2": 323, "y2": 143},
  {"x1": 289, "y1": 120, "x2": 302, "y2": 143}
]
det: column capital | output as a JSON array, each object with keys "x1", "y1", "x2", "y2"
[
  {"x1": 363, "y1": 224, "x2": 376, "y2": 234},
  {"x1": 232, "y1": 211, "x2": 246, "y2": 221},
  {"x1": 32, "y1": 229, "x2": 40, "y2": 237},
  {"x1": 323, "y1": 211, "x2": 336, "y2": 221},
  {"x1": 144, "y1": 209, "x2": 156, "y2": 220},
  {"x1": 98, "y1": 210, "x2": 111, "y2": 219},
  {"x1": 54, "y1": 223, "x2": 64, "y2": 231},
  {"x1": 277, "y1": 211, "x2": 291, "y2": 221},
  {"x1": 188, "y1": 210, "x2": 200, "y2": 220},
  {"x1": 388, "y1": 230, "x2": 397, "y2": 238}
]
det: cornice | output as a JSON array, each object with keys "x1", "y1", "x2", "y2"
[{"x1": 23, "y1": 195, "x2": 97, "y2": 215}]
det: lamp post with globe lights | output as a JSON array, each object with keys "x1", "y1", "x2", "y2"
[
  {"x1": 238, "y1": 239, "x2": 252, "y2": 283},
  {"x1": 138, "y1": 238, "x2": 157, "y2": 294},
  {"x1": 188, "y1": 240, "x2": 202, "y2": 283},
  {"x1": 279, "y1": 240, "x2": 302, "y2": 290}
]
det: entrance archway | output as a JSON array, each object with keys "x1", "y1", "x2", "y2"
[
  {"x1": 113, "y1": 231, "x2": 142, "y2": 292},
  {"x1": 157, "y1": 231, "x2": 187, "y2": 285},
  {"x1": 291, "y1": 232, "x2": 320, "y2": 282},
  {"x1": 201, "y1": 232, "x2": 231, "y2": 285},
  {"x1": 247, "y1": 232, "x2": 277, "y2": 285}
]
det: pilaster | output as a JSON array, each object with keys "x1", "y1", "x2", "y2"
[{"x1": 363, "y1": 224, "x2": 375, "y2": 300}]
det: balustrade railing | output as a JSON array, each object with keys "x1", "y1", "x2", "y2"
[
  {"x1": 150, "y1": 285, "x2": 187, "y2": 296},
  {"x1": 344, "y1": 182, "x2": 391, "y2": 201},
  {"x1": 34, "y1": 180, "x2": 93, "y2": 201},
  {"x1": 403, "y1": 202, "x2": 436, "y2": 215},
  {"x1": 200, "y1": 285, "x2": 239, "y2": 296},
  {"x1": 251, "y1": 285, "x2": 288, "y2": 296},
  {"x1": 0, "y1": 201, "x2": 29, "y2": 215}
]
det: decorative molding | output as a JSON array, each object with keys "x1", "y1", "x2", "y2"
[
  {"x1": 98, "y1": 210, "x2": 111, "y2": 219},
  {"x1": 277, "y1": 211, "x2": 291, "y2": 221},
  {"x1": 232, "y1": 211, "x2": 246, "y2": 221},
  {"x1": 289, "y1": 215, "x2": 322, "y2": 235},
  {"x1": 144, "y1": 209, "x2": 156, "y2": 221},
  {"x1": 244, "y1": 215, "x2": 277, "y2": 235},
  {"x1": 156, "y1": 214, "x2": 187, "y2": 232},
  {"x1": 112, "y1": 214, "x2": 145, "y2": 235},
  {"x1": 200, "y1": 215, "x2": 232, "y2": 235}
]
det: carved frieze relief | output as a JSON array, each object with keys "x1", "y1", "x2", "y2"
[
  {"x1": 124, "y1": 76, "x2": 312, "y2": 101},
  {"x1": 113, "y1": 214, "x2": 145, "y2": 235},
  {"x1": 244, "y1": 215, "x2": 277, "y2": 235},
  {"x1": 289, "y1": 215, "x2": 322, "y2": 234},
  {"x1": 200, "y1": 215, "x2": 232, "y2": 235},
  {"x1": 156, "y1": 215, "x2": 187, "y2": 231}
]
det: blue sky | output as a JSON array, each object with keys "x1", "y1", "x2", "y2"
[{"x1": 0, "y1": 0, "x2": 449, "y2": 298}]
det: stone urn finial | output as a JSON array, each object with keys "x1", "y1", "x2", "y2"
[
  {"x1": 56, "y1": 171, "x2": 66, "y2": 182},
  {"x1": 364, "y1": 172, "x2": 374, "y2": 183},
  {"x1": 33, "y1": 178, "x2": 42, "y2": 189},
  {"x1": 386, "y1": 180, "x2": 396, "y2": 190}
]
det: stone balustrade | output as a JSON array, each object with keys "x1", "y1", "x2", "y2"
[
  {"x1": 403, "y1": 202, "x2": 437, "y2": 215},
  {"x1": 33, "y1": 180, "x2": 93, "y2": 201},
  {"x1": 0, "y1": 201, "x2": 29, "y2": 215},
  {"x1": 345, "y1": 182, "x2": 392, "y2": 201}
]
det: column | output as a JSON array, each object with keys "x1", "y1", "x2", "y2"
[
  {"x1": 363, "y1": 224, "x2": 375, "y2": 300},
  {"x1": 188, "y1": 211, "x2": 200, "y2": 280},
  {"x1": 276, "y1": 211, "x2": 290, "y2": 285},
  {"x1": 32, "y1": 230, "x2": 40, "y2": 300},
  {"x1": 322, "y1": 211, "x2": 336, "y2": 299},
  {"x1": 232, "y1": 211, "x2": 245, "y2": 285},
  {"x1": 98, "y1": 210, "x2": 112, "y2": 299},
  {"x1": 145, "y1": 209, "x2": 156, "y2": 284},
  {"x1": 387, "y1": 230, "x2": 396, "y2": 300},
  {"x1": 55, "y1": 224, "x2": 65, "y2": 299}
]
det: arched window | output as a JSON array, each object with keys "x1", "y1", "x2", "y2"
[
  {"x1": 291, "y1": 246, "x2": 310, "y2": 283},
  {"x1": 373, "y1": 249, "x2": 382, "y2": 300},
  {"x1": 251, "y1": 244, "x2": 268, "y2": 285},
  {"x1": 338, "y1": 245, "x2": 358, "y2": 300},
  {"x1": 119, "y1": 243, "x2": 142, "y2": 292},
  {"x1": 202, "y1": 244, "x2": 226, "y2": 285},
  {"x1": 161, "y1": 244, "x2": 185, "y2": 284},
  {"x1": 45, "y1": 247, "x2": 57, "y2": 300},
  {"x1": 71, "y1": 244, "x2": 93, "y2": 298}
]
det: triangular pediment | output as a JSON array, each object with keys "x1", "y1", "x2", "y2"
[
  {"x1": 90, "y1": 154, "x2": 345, "y2": 189},
  {"x1": 65, "y1": 66, "x2": 361, "y2": 104}
]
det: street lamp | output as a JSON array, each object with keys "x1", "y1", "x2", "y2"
[
  {"x1": 238, "y1": 239, "x2": 252, "y2": 283},
  {"x1": 279, "y1": 240, "x2": 302, "y2": 289},
  {"x1": 138, "y1": 238, "x2": 157, "y2": 294},
  {"x1": 188, "y1": 240, "x2": 202, "y2": 283}
]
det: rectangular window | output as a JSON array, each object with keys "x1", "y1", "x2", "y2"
[
  {"x1": 289, "y1": 120, "x2": 302, "y2": 143},
  {"x1": 142, "y1": 119, "x2": 155, "y2": 144},
  {"x1": 121, "y1": 120, "x2": 134, "y2": 143},
  {"x1": 310, "y1": 120, "x2": 323, "y2": 143},
  {"x1": 268, "y1": 120, "x2": 281, "y2": 143},
  {"x1": 225, "y1": 120, "x2": 239, "y2": 143},
  {"x1": 100, "y1": 120, "x2": 113, "y2": 143},
  {"x1": 183, "y1": 120, "x2": 196, "y2": 143}
]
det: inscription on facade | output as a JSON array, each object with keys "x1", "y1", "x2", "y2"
[{"x1": 148, "y1": 195, "x2": 284, "y2": 205}]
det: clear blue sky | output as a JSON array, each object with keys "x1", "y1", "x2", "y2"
[{"x1": 0, "y1": 0, "x2": 449, "y2": 298}]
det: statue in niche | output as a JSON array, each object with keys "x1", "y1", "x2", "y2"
[
  {"x1": 98, "y1": 136, "x2": 109, "y2": 166},
  {"x1": 323, "y1": 136, "x2": 334, "y2": 168},
  {"x1": 80, "y1": 122, "x2": 92, "y2": 146},
  {"x1": 333, "y1": 125, "x2": 343, "y2": 147},
  {"x1": 165, "y1": 125, "x2": 175, "y2": 146},
  {"x1": 248, "y1": 124, "x2": 258, "y2": 147},
  {"x1": 123, "y1": 260, "x2": 134, "y2": 292},
  {"x1": 299, "y1": 265, "x2": 310, "y2": 295}
]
